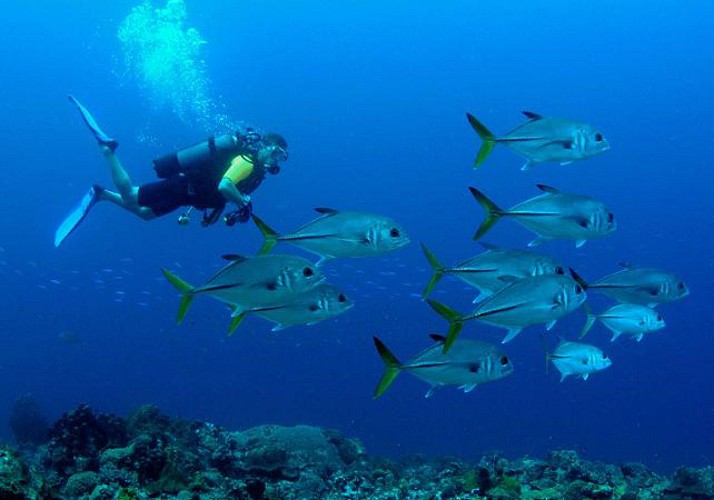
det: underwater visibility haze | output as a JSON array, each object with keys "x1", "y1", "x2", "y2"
[{"x1": 1, "y1": 0, "x2": 713, "y2": 488}]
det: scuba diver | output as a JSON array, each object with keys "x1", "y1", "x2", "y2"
[{"x1": 55, "y1": 95, "x2": 289, "y2": 247}]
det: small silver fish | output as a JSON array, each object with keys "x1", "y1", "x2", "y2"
[
  {"x1": 373, "y1": 334, "x2": 514, "y2": 398},
  {"x1": 428, "y1": 273, "x2": 587, "y2": 351},
  {"x1": 470, "y1": 185, "x2": 616, "y2": 248},
  {"x1": 588, "y1": 265, "x2": 689, "y2": 306},
  {"x1": 162, "y1": 254, "x2": 326, "y2": 323},
  {"x1": 228, "y1": 283, "x2": 354, "y2": 333},
  {"x1": 253, "y1": 209, "x2": 410, "y2": 266},
  {"x1": 467, "y1": 111, "x2": 610, "y2": 170},
  {"x1": 548, "y1": 341, "x2": 612, "y2": 381},
  {"x1": 580, "y1": 303, "x2": 665, "y2": 342},
  {"x1": 421, "y1": 242, "x2": 565, "y2": 302}
]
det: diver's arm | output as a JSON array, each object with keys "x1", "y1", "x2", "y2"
[
  {"x1": 219, "y1": 155, "x2": 254, "y2": 206},
  {"x1": 218, "y1": 178, "x2": 250, "y2": 206}
]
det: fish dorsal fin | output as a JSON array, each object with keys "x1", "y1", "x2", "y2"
[
  {"x1": 536, "y1": 184, "x2": 560, "y2": 194},
  {"x1": 429, "y1": 333, "x2": 447, "y2": 344},
  {"x1": 221, "y1": 254, "x2": 247, "y2": 262},
  {"x1": 522, "y1": 111, "x2": 544, "y2": 120},
  {"x1": 314, "y1": 207, "x2": 339, "y2": 215},
  {"x1": 479, "y1": 241, "x2": 499, "y2": 251}
]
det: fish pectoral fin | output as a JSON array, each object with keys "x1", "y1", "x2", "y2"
[
  {"x1": 561, "y1": 160, "x2": 574, "y2": 164},
  {"x1": 502, "y1": 328, "x2": 522, "y2": 343},
  {"x1": 545, "y1": 320, "x2": 557, "y2": 331},
  {"x1": 472, "y1": 290, "x2": 491, "y2": 303},
  {"x1": 271, "y1": 324, "x2": 288, "y2": 332},
  {"x1": 635, "y1": 334, "x2": 644, "y2": 342},
  {"x1": 521, "y1": 160, "x2": 533, "y2": 171},
  {"x1": 459, "y1": 384, "x2": 477, "y2": 393},
  {"x1": 582, "y1": 373, "x2": 590, "y2": 380},
  {"x1": 575, "y1": 240, "x2": 587, "y2": 248},
  {"x1": 610, "y1": 331, "x2": 622, "y2": 342},
  {"x1": 528, "y1": 237, "x2": 547, "y2": 247}
]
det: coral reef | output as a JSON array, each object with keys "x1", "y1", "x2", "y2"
[{"x1": 1, "y1": 403, "x2": 713, "y2": 498}]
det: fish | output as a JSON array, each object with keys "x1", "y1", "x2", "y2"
[
  {"x1": 421, "y1": 242, "x2": 566, "y2": 301},
  {"x1": 547, "y1": 340, "x2": 612, "y2": 381},
  {"x1": 580, "y1": 303, "x2": 665, "y2": 342},
  {"x1": 252, "y1": 209, "x2": 410, "y2": 266},
  {"x1": 162, "y1": 254, "x2": 326, "y2": 323},
  {"x1": 227, "y1": 283, "x2": 354, "y2": 334},
  {"x1": 427, "y1": 272, "x2": 587, "y2": 352},
  {"x1": 470, "y1": 185, "x2": 616, "y2": 248},
  {"x1": 466, "y1": 111, "x2": 610, "y2": 170},
  {"x1": 372, "y1": 334, "x2": 514, "y2": 398},
  {"x1": 587, "y1": 264, "x2": 689, "y2": 306}
]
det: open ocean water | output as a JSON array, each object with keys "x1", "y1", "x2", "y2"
[{"x1": 0, "y1": 0, "x2": 712, "y2": 478}]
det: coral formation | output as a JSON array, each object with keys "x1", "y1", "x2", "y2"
[{"x1": 1, "y1": 403, "x2": 713, "y2": 498}]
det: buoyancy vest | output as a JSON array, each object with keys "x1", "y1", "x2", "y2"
[{"x1": 152, "y1": 133, "x2": 264, "y2": 210}]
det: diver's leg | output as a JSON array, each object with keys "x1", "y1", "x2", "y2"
[
  {"x1": 100, "y1": 145, "x2": 142, "y2": 205},
  {"x1": 98, "y1": 188, "x2": 156, "y2": 220}
]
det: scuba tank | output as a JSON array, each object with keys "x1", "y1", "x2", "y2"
[{"x1": 152, "y1": 130, "x2": 262, "y2": 210}]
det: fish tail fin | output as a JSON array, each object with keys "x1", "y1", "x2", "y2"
[
  {"x1": 420, "y1": 243, "x2": 445, "y2": 298},
  {"x1": 373, "y1": 337, "x2": 403, "y2": 398},
  {"x1": 468, "y1": 186, "x2": 504, "y2": 241},
  {"x1": 466, "y1": 112, "x2": 497, "y2": 168},
  {"x1": 161, "y1": 268, "x2": 195, "y2": 324},
  {"x1": 251, "y1": 215, "x2": 279, "y2": 254},
  {"x1": 228, "y1": 311, "x2": 248, "y2": 336},
  {"x1": 579, "y1": 302, "x2": 596, "y2": 338},
  {"x1": 425, "y1": 299, "x2": 464, "y2": 354}
]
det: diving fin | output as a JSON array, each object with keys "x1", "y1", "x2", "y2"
[
  {"x1": 68, "y1": 95, "x2": 119, "y2": 152},
  {"x1": 54, "y1": 185, "x2": 102, "y2": 247}
]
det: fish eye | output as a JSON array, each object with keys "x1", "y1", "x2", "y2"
[
  {"x1": 607, "y1": 213, "x2": 614, "y2": 223},
  {"x1": 389, "y1": 228, "x2": 401, "y2": 238},
  {"x1": 500, "y1": 356, "x2": 509, "y2": 366},
  {"x1": 656, "y1": 314, "x2": 663, "y2": 322},
  {"x1": 555, "y1": 267, "x2": 565, "y2": 275},
  {"x1": 602, "y1": 354, "x2": 609, "y2": 359},
  {"x1": 338, "y1": 294, "x2": 347, "y2": 302},
  {"x1": 595, "y1": 133, "x2": 603, "y2": 142},
  {"x1": 575, "y1": 285, "x2": 583, "y2": 294},
  {"x1": 678, "y1": 282, "x2": 686, "y2": 290},
  {"x1": 303, "y1": 267, "x2": 314, "y2": 277}
]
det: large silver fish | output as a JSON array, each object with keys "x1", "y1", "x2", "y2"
[
  {"x1": 470, "y1": 185, "x2": 616, "y2": 248},
  {"x1": 467, "y1": 111, "x2": 610, "y2": 170},
  {"x1": 162, "y1": 254, "x2": 326, "y2": 323},
  {"x1": 228, "y1": 283, "x2": 354, "y2": 334},
  {"x1": 427, "y1": 273, "x2": 587, "y2": 352},
  {"x1": 373, "y1": 334, "x2": 514, "y2": 398},
  {"x1": 580, "y1": 303, "x2": 665, "y2": 342},
  {"x1": 588, "y1": 265, "x2": 689, "y2": 306},
  {"x1": 421, "y1": 242, "x2": 566, "y2": 302},
  {"x1": 253, "y1": 209, "x2": 410, "y2": 265},
  {"x1": 548, "y1": 341, "x2": 612, "y2": 382}
]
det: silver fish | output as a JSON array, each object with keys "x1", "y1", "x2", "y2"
[
  {"x1": 548, "y1": 341, "x2": 611, "y2": 381},
  {"x1": 589, "y1": 265, "x2": 689, "y2": 306},
  {"x1": 470, "y1": 185, "x2": 616, "y2": 248},
  {"x1": 467, "y1": 111, "x2": 610, "y2": 170},
  {"x1": 428, "y1": 273, "x2": 587, "y2": 351},
  {"x1": 373, "y1": 334, "x2": 514, "y2": 398},
  {"x1": 421, "y1": 242, "x2": 566, "y2": 302},
  {"x1": 580, "y1": 303, "x2": 665, "y2": 342},
  {"x1": 162, "y1": 254, "x2": 326, "y2": 323},
  {"x1": 229, "y1": 283, "x2": 354, "y2": 333},
  {"x1": 253, "y1": 209, "x2": 410, "y2": 265}
]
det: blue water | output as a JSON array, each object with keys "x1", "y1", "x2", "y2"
[{"x1": 1, "y1": 0, "x2": 712, "y2": 474}]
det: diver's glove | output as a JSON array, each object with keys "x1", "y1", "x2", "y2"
[{"x1": 224, "y1": 201, "x2": 253, "y2": 226}]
